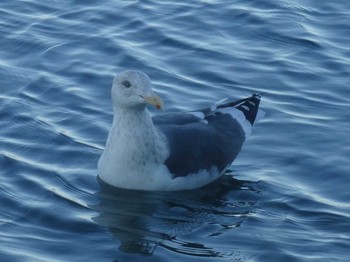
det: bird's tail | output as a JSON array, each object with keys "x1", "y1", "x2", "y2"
[{"x1": 217, "y1": 93, "x2": 266, "y2": 125}]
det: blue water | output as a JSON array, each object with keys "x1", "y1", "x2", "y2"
[{"x1": 1, "y1": 0, "x2": 349, "y2": 261}]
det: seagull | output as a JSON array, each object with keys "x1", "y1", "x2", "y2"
[{"x1": 97, "y1": 70, "x2": 265, "y2": 191}]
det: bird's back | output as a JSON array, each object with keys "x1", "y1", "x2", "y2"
[{"x1": 153, "y1": 94, "x2": 264, "y2": 178}]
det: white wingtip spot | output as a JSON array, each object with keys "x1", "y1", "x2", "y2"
[
  {"x1": 241, "y1": 105, "x2": 249, "y2": 111},
  {"x1": 216, "y1": 98, "x2": 229, "y2": 105},
  {"x1": 188, "y1": 111, "x2": 205, "y2": 120},
  {"x1": 210, "y1": 104, "x2": 217, "y2": 112}
]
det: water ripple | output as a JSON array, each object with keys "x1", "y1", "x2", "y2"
[{"x1": 1, "y1": 0, "x2": 350, "y2": 261}]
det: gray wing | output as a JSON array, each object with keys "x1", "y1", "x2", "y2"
[
  {"x1": 152, "y1": 112, "x2": 203, "y2": 125},
  {"x1": 152, "y1": 94, "x2": 262, "y2": 177}
]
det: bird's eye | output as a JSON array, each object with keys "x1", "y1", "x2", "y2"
[{"x1": 122, "y1": 80, "x2": 131, "y2": 88}]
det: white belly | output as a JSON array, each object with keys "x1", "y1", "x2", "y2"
[{"x1": 98, "y1": 155, "x2": 226, "y2": 191}]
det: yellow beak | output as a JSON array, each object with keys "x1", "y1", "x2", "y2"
[{"x1": 142, "y1": 95, "x2": 164, "y2": 110}]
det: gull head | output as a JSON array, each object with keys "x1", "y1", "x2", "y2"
[{"x1": 111, "y1": 70, "x2": 164, "y2": 110}]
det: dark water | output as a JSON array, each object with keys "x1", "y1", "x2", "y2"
[{"x1": 1, "y1": 0, "x2": 350, "y2": 261}]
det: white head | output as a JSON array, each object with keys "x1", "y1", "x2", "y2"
[{"x1": 111, "y1": 70, "x2": 164, "y2": 111}]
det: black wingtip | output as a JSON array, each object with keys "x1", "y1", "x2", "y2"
[
  {"x1": 214, "y1": 92, "x2": 265, "y2": 124},
  {"x1": 235, "y1": 93, "x2": 263, "y2": 125}
]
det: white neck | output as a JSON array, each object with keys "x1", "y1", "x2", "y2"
[
  {"x1": 108, "y1": 107, "x2": 159, "y2": 161},
  {"x1": 113, "y1": 107, "x2": 154, "y2": 137},
  {"x1": 98, "y1": 107, "x2": 168, "y2": 188}
]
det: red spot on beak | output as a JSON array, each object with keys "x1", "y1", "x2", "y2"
[{"x1": 156, "y1": 105, "x2": 161, "y2": 110}]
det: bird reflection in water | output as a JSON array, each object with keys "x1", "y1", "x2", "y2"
[{"x1": 91, "y1": 171, "x2": 260, "y2": 256}]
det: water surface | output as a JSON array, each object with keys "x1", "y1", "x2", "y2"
[{"x1": 1, "y1": 0, "x2": 350, "y2": 261}]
